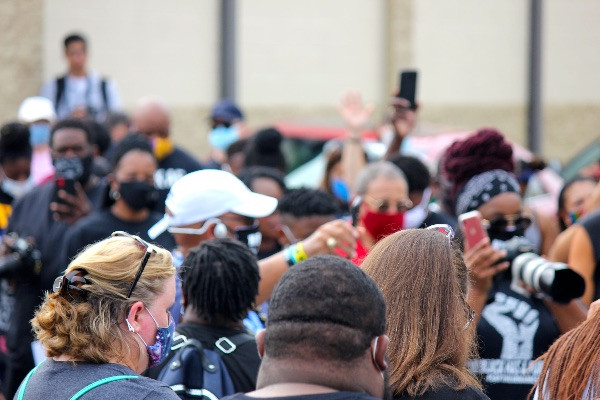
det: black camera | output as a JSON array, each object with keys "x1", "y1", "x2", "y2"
[
  {"x1": 0, "y1": 233, "x2": 42, "y2": 279},
  {"x1": 510, "y1": 252, "x2": 585, "y2": 304}
]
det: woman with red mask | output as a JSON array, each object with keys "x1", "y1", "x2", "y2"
[{"x1": 351, "y1": 161, "x2": 411, "y2": 265}]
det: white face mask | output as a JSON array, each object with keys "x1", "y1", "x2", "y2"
[
  {"x1": 403, "y1": 188, "x2": 432, "y2": 229},
  {"x1": 2, "y1": 176, "x2": 35, "y2": 200}
]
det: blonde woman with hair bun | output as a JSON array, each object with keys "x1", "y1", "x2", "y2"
[{"x1": 14, "y1": 232, "x2": 180, "y2": 399}]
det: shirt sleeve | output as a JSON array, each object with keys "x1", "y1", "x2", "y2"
[
  {"x1": 40, "y1": 79, "x2": 57, "y2": 105},
  {"x1": 141, "y1": 387, "x2": 181, "y2": 400}
]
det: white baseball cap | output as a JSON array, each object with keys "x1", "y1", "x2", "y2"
[
  {"x1": 18, "y1": 97, "x2": 57, "y2": 124},
  {"x1": 148, "y1": 169, "x2": 278, "y2": 239}
]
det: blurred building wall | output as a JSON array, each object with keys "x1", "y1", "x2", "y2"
[{"x1": 1, "y1": 0, "x2": 598, "y2": 162}]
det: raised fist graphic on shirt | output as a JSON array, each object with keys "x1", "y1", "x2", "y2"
[{"x1": 482, "y1": 291, "x2": 539, "y2": 360}]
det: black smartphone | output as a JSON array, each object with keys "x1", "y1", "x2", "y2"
[
  {"x1": 351, "y1": 197, "x2": 362, "y2": 227},
  {"x1": 397, "y1": 70, "x2": 418, "y2": 110},
  {"x1": 52, "y1": 177, "x2": 77, "y2": 206}
]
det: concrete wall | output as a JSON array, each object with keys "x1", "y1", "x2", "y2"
[
  {"x1": 1, "y1": 0, "x2": 598, "y2": 162},
  {"x1": 0, "y1": 0, "x2": 43, "y2": 123}
]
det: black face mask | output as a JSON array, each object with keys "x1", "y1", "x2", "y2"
[
  {"x1": 118, "y1": 181, "x2": 158, "y2": 211},
  {"x1": 234, "y1": 223, "x2": 262, "y2": 255},
  {"x1": 53, "y1": 154, "x2": 94, "y2": 186},
  {"x1": 487, "y1": 226, "x2": 526, "y2": 242}
]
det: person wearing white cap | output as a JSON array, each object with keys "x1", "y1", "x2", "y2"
[
  {"x1": 17, "y1": 96, "x2": 56, "y2": 184},
  {"x1": 148, "y1": 169, "x2": 358, "y2": 304}
]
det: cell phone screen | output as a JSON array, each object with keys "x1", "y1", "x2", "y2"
[{"x1": 397, "y1": 70, "x2": 418, "y2": 110}]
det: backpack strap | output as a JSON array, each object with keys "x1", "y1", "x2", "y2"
[
  {"x1": 16, "y1": 361, "x2": 44, "y2": 400},
  {"x1": 70, "y1": 375, "x2": 138, "y2": 400},
  {"x1": 213, "y1": 332, "x2": 255, "y2": 356},
  {"x1": 100, "y1": 78, "x2": 109, "y2": 110},
  {"x1": 55, "y1": 76, "x2": 66, "y2": 110}
]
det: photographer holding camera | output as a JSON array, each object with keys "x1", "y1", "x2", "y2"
[
  {"x1": 441, "y1": 129, "x2": 586, "y2": 400},
  {"x1": 0, "y1": 118, "x2": 104, "y2": 399}
]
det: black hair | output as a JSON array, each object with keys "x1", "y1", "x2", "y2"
[
  {"x1": 244, "y1": 127, "x2": 287, "y2": 173},
  {"x1": 50, "y1": 119, "x2": 94, "y2": 148},
  {"x1": 64, "y1": 33, "x2": 87, "y2": 50},
  {"x1": 104, "y1": 112, "x2": 130, "y2": 132},
  {"x1": 110, "y1": 134, "x2": 153, "y2": 171},
  {"x1": 181, "y1": 238, "x2": 260, "y2": 325},
  {"x1": 226, "y1": 138, "x2": 250, "y2": 158},
  {"x1": 238, "y1": 166, "x2": 287, "y2": 193},
  {"x1": 87, "y1": 120, "x2": 111, "y2": 156},
  {"x1": 557, "y1": 175, "x2": 598, "y2": 231},
  {"x1": 279, "y1": 188, "x2": 338, "y2": 218},
  {"x1": 0, "y1": 122, "x2": 32, "y2": 164},
  {"x1": 265, "y1": 255, "x2": 386, "y2": 363},
  {"x1": 388, "y1": 154, "x2": 431, "y2": 194}
]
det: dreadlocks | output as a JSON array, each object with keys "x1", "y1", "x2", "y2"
[{"x1": 181, "y1": 238, "x2": 260, "y2": 325}]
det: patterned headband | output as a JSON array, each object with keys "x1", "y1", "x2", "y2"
[{"x1": 455, "y1": 169, "x2": 520, "y2": 216}]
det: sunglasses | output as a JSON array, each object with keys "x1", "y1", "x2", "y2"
[
  {"x1": 482, "y1": 214, "x2": 532, "y2": 232},
  {"x1": 364, "y1": 196, "x2": 413, "y2": 213},
  {"x1": 111, "y1": 231, "x2": 157, "y2": 299},
  {"x1": 53, "y1": 269, "x2": 89, "y2": 302}
]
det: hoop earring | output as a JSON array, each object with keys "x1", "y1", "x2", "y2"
[{"x1": 110, "y1": 189, "x2": 121, "y2": 200}]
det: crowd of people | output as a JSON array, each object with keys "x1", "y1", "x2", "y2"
[{"x1": 0, "y1": 32, "x2": 599, "y2": 400}]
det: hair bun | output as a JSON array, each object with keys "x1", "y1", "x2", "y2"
[{"x1": 442, "y1": 128, "x2": 514, "y2": 190}]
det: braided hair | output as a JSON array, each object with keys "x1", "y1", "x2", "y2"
[{"x1": 181, "y1": 238, "x2": 260, "y2": 325}]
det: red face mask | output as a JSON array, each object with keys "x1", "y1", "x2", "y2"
[{"x1": 361, "y1": 210, "x2": 405, "y2": 241}]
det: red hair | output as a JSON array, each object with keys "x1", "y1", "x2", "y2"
[{"x1": 442, "y1": 128, "x2": 514, "y2": 204}]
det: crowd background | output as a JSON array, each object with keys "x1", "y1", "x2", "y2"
[{"x1": 1, "y1": 2, "x2": 600, "y2": 400}]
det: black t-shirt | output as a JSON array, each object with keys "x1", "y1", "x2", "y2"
[
  {"x1": 468, "y1": 279, "x2": 560, "y2": 400},
  {"x1": 223, "y1": 392, "x2": 380, "y2": 400},
  {"x1": 394, "y1": 384, "x2": 489, "y2": 400},
  {"x1": 147, "y1": 322, "x2": 261, "y2": 393},
  {"x1": 581, "y1": 210, "x2": 600, "y2": 300},
  {"x1": 15, "y1": 358, "x2": 179, "y2": 399},
  {"x1": 61, "y1": 208, "x2": 176, "y2": 266},
  {"x1": 153, "y1": 147, "x2": 204, "y2": 213},
  {"x1": 3, "y1": 181, "x2": 104, "y2": 393}
]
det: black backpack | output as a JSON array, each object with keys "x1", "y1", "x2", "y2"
[
  {"x1": 55, "y1": 75, "x2": 109, "y2": 112},
  {"x1": 157, "y1": 333, "x2": 255, "y2": 400}
]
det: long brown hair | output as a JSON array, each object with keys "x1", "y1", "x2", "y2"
[
  {"x1": 362, "y1": 229, "x2": 481, "y2": 397},
  {"x1": 529, "y1": 310, "x2": 600, "y2": 399}
]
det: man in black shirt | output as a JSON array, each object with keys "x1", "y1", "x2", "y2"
[
  {"x1": 132, "y1": 98, "x2": 204, "y2": 213},
  {"x1": 1, "y1": 119, "x2": 104, "y2": 398},
  {"x1": 223, "y1": 255, "x2": 389, "y2": 400}
]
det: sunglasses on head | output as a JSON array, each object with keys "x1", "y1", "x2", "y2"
[
  {"x1": 425, "y1": 224, "x2": 455, "y2": 240},
  {"x1": 53, "y1": 269, "x2": 89, "y2": 302},
  {"x1": 364, "y1": 196, "x2": 413, "y2": 213},
  {"x1": 111, "y1": 231, "x2": 157, "y2": 299},
  {"x1": 482, "y1": 214, "x2": 532, "y2": 232}
]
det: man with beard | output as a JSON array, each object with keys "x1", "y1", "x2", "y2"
[
  {"x1": 222, "y1": 255, "x2": 390, "y2": 400},
  {"x1": 0, "y1": 119, "x2": 104, "y2": 398}
]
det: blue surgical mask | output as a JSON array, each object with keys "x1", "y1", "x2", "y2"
[
  {"x1": 127, "y1": 307, "x2": 175, "y2": 368},
  {"x1": 209, "y1": 125, "x2": 239, "y2": 151},
  {"x1": 29, "y1": 123, "x2": 51, "y2": 147}
]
